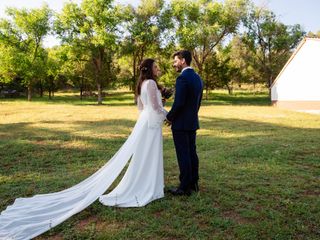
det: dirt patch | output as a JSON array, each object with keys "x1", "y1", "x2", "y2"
[
  {"x1": 75, "y1": 216, "x2": 98, "y2": 231},
  {"x1": 95, "y1": 221, "x2": 123, "y2": 232},
  {"x1": 221, "y1": 210, "x2": 256, "y2": 224},
  {"x1": 301, "y1": 189, "x2": 320, "y2": 197},
  {"x1": 36, "y1": 233, "x2": 64, "y2": 240},
  {"x1": 153, "y1": 210, "x2": 163, "y2": 218}
]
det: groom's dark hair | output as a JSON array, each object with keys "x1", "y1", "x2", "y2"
[{"x1": 173, "y1": 50, "x2": 192, "y2": 66}]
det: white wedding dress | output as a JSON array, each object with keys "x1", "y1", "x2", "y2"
[{"x1": 0, "y1": 79, "x2": 167, "y2": 240}]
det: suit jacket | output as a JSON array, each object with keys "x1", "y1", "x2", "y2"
[{"x1": 166, "y1": 68, "x2": 203, "y2": 131}]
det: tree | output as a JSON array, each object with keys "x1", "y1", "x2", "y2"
[
  {"x1": 203, "y1": 44, "x2": 240, "y2": 95},
  {"x1": 228, "y1": 35, "x2": 261, "y2": 88},
  {"x1": 55, "y1": 0, "x2": 129, "y2": 104},
  {"x1": 43, "y1": 46, "x2": 69, "y2": 99},
  {"x1": 57, "y1": 44, "x2": 95, "y2": 99},
  {"x1": 242, "y1": 5, "x2": 305, "y2": 95},
  {"x1": 32, "y1": 47, "x2": 49, "y2": 97},
  {"x1": 170, "y1": 0, "x2": 248, "y2": 98},
  {"x1": 120, "y1": 0, "x2": 171, "y2": 91},
  {"x1": 306, "y1": 31, "x2": 320, "y2": 38},
  {"x1": 0, "y1": 5, "x2": 51, "y2": 100},
  {"x1": 0, "y1": 43, "x2": 17, "y2": 86}
]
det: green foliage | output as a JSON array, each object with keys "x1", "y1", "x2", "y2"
[
  {"x1": 242, "y1": 5, "x2": 305, "y2": 89},
  {"x1": 170, "y1": 0, "x2": 249, "y2": 97},
  {"x1": 228, "y1": 35, "x2": 260, "y2": 86},
  {"x1": 204, "y1": 45, "x2": 240, "y2": 95},
  {"x1": 0, "y1": 0, "x2": 311, "y2": 100},
  {"x1": 171, "y1": 0, "x2": 248, "y2": 64},
  {"x1": 119, "y1": 0, "x2": 170, "y2": 90},
  {"x1": 0, "y1": 4, "x2": 51, "y2": 100},
  {"x1": 0, "y1": 44, "x2": 18, "y2": 84},
  {"x1": 55, "y1": 0, "x2": 128, "y2": 104}
]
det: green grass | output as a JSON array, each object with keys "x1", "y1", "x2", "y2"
[{"x1": 0, "y1": 90, "x2": 319, "y2": 239}]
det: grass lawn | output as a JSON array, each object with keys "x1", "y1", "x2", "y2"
[{"x1": 0, "y1": 90, "x2": 319, "y2": 239}]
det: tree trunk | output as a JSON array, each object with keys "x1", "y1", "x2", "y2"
[
  {"x1": 96, "y1": 69, "x2": 103, "y2": 105},
  {"x1": 203, "y1": 67, "x2": 209, "y2": 100},
  {"x1": 267, "y1": 71, "x2": 273, "y2": 98},
  {"x1": 80, "y1": 87, "x2": 83, "y2": 100},
  {"x1": 49, "y1": 90, "x2": 52, "y2": 100},
  {"x1": 27, "y1": 85, "x2": 32, "y2": 101},
  {"x1": 205, "y1": 84, "x2": 209, "y2": 100},
  {"x1": 92, "y1": 49, "x2": 104, "y2": 105},
  {"x1": 39, "y1": 83, "x2": 44, "y2": 98},
  {"x1": 50, "y1": 77, "x2": 54, "y2": 99},
  {"x1": 80, "y1": 76, "x2": 83, "y2": 100},
  {"x1": 268, "y1": 80, "x2": 272, "y2": 97},
  {"x1": 97, "y1": 83, "x2": 102, "y2": 105},
  {"x1": 132, "y1": 53, "x2": 137, "y2": 92},
  {"x1": 226, "y1": 84, "x2": 233, "y2": 95}
]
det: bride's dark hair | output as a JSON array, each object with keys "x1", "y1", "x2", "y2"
[{"x1": 136, "y1": 58, "x2": 161, "y2": 96}]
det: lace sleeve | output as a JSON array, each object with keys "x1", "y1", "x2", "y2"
[
  {"x1": 146, "y1": 80, "x2": 167, "y2": 117},
  {"x1": 137, "y1": 96, "x2": 143, "y2": 112}
]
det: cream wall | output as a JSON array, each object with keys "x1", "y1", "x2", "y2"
[{"x1": 271, "y1": 39, "x2": 320, "y2": 101}]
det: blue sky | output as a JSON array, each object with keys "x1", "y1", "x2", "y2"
[
  {"x1": 253, "y1": 0, "x2": 320, "y2": 33},
  {"x1": 0, "y1": 0, "x2": 319, "y2": 47}
]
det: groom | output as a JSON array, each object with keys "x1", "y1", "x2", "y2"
[{"x1": 166, "y1": 50, "x2": 203, "y2": 196}]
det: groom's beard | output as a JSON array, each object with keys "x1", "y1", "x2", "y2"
[{"x1": 174, "y1": 65, "x2": 183, "y2": 72}]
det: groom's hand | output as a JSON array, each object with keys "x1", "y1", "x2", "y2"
[{"x1": 164, "y1": 119, "x2": 172, "y2": 126}]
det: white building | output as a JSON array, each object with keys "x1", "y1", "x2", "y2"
[{"x1": 271, "y1": 37, "x2": 320, "y2": 110}]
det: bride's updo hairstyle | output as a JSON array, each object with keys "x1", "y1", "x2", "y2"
[{"x1": 136, "y1": 58, "x2": 160, "y2": 96}]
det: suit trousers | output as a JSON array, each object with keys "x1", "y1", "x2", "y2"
[{"x1": 172, "y1": 130, "x2": 199, "y2": 191}]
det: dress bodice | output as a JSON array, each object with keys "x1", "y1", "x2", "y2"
[{"x1": 137, "y1": 80, "x2": 167, "y2": 128}]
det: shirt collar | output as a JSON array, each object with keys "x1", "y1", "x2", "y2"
[{"x1": 181, "y1": 66, "x2": 192, "y2": 73}]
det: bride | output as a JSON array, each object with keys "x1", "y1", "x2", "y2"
[{"x1": 0, "y1": 58, "x2": 168, "y2": 240}]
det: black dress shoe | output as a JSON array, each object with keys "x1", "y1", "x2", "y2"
[{"x1": 168, "y1": 187, "x2": 191, "y2": 196}]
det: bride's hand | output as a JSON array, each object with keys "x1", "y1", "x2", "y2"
[{"x1": 162, "y1": 98, "x2": 166, "y2": 106}]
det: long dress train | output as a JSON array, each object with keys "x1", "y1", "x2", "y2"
[{"x1": 0, "y1": 79, "x2": 167, "y2": 240}]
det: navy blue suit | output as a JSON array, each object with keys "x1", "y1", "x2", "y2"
[{"x1": 167, "y1": 68, "x2": 203, "y2": 191}]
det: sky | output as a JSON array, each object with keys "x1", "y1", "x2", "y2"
[
  {"x1": 0, "y1": 0, "x2": 319, "y2": 47},
  {"x1": 253, "y1": 0, "x2": 320, "y2": 33}
]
